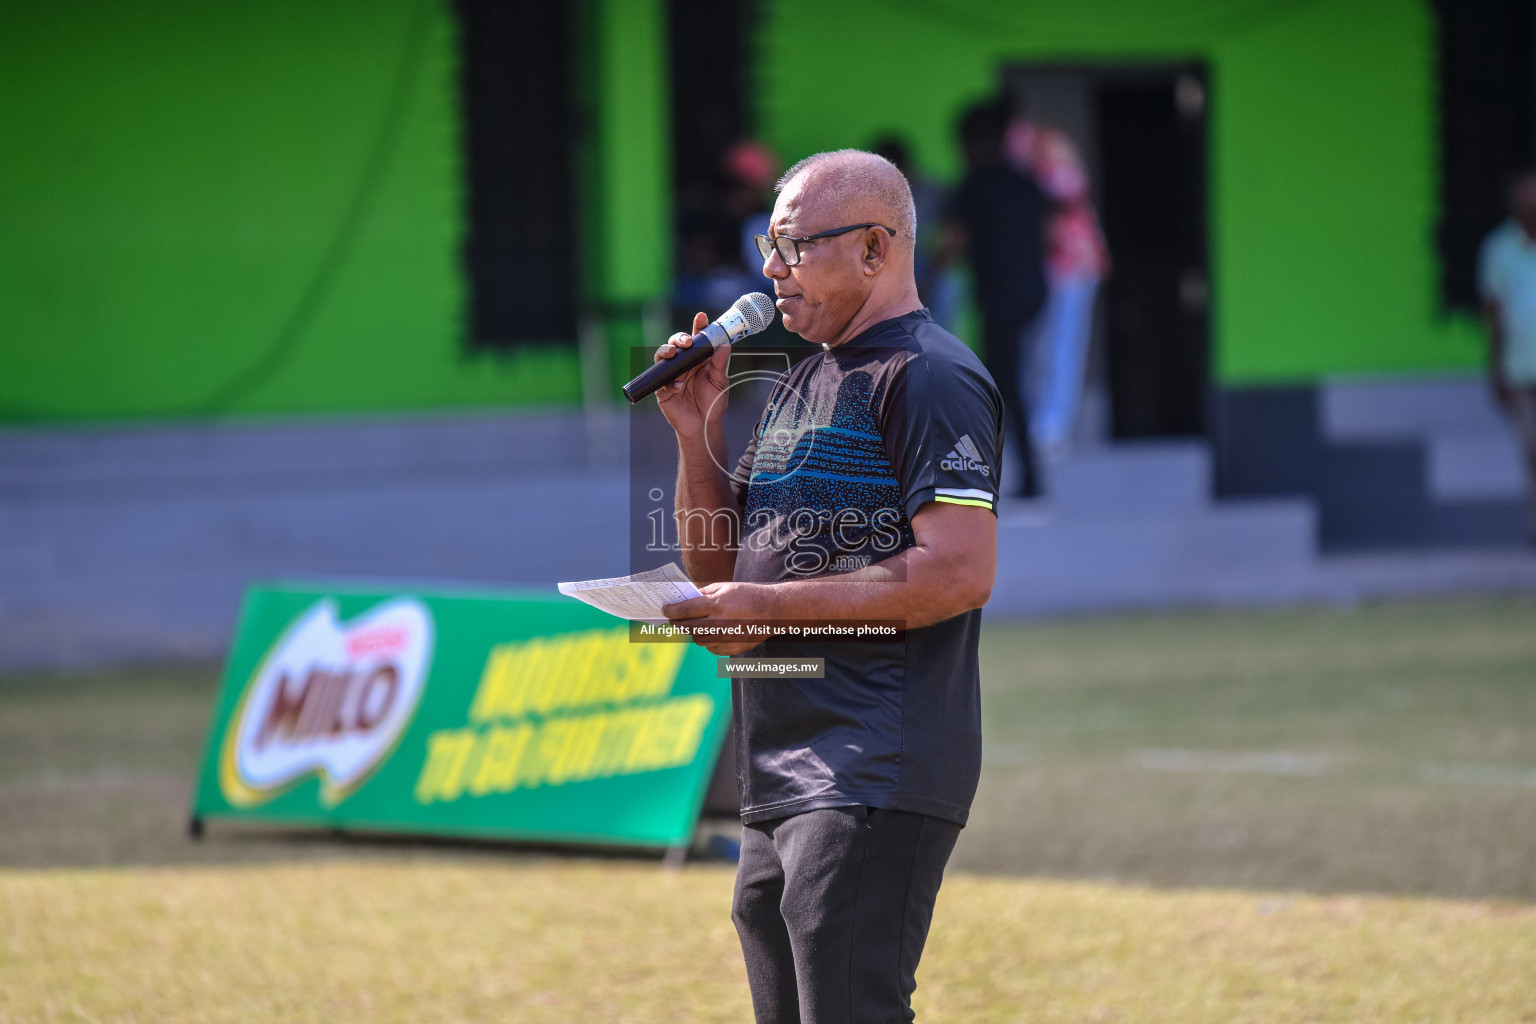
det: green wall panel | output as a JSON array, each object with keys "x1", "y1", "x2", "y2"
[
  {"x1": 0, "y1": 0, "x2": 581, "y2": 425},
  {"x1": 579, "y1": 0, "x2": 675, "y2": 395},
  {"x1": 1, "y1": 0, "x2": 1491, "y2": 423},
  {"x1": 587, "y1": 0, "x2": 672, "y2": 304},
  {"x1": 756, "y1": 0, "x2": 1486, "y2": 385}
]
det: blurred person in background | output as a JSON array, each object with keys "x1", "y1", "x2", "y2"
[
  {"x1": 1479, "y1": 169, "x2": 1536, "y2": 545},
  {"x1": 653, "y1": 149, "x2": 1000, "y2": 1023},
  {"x1": 870, "y1": 134, "x2": 962, "y2": 327},
  {"x1": 1006, "y1": 117, "x2": 1111, "y2": 461},
  {"x1": 674, "y1": 141, "x2": 780, "y2": 318},
  {"x1": 725, "y1": 140, "x2": 781, "y2": 279},
  {"x1": 675, "y1": 212, "x2": 758, "y2": 316},
  {"x1": 941, "y1": 97, "x2": 1050, "y2": 498}
]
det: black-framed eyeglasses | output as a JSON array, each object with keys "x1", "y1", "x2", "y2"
[{"x1": 753, "y1": 223, "x2": 898, "y2": 266}]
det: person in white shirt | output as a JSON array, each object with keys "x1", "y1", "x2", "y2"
[{"x1": 1478, "y1": 170, "x2": 1536, "y2": 544}]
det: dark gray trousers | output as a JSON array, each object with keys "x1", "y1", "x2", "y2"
[
  {"x1": 1511, "y1": 386, "x2": 1536, "y2": 541},
  {"x1": 731, "y1": 806, "x2": 961, "y2": 1024}
]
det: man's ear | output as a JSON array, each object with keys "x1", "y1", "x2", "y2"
[{"x1": 862, "y1": 227, "x2": 889, "y2": 276}]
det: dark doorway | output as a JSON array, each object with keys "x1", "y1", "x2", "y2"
[
  {"x1": 1004, "y1": 64, "x2": 1210, "y2": 442},
  {"x1": 1097, "y1": 69, "x2": 1210, "y2": 439}
]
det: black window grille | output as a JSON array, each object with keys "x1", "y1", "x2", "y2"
[
  {"x1": 669, "y1": 0, "x2": 755, "y2": 311},
  {"x1": 455, "y1": 0, "x2": 578, "y2": 347},
  {"x1": 1435, "y1": 0, "x2": 1534, "y2": 313},
  {"x1": 669, "y1": 0, "x2": 752, "y2": 207}
]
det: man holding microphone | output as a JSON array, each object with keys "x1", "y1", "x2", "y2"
[{"x1": 653, "y1": 149, "x2": 1001, "y2": 1023}]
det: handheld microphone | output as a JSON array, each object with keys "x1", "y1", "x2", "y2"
[{"x1": 622, "y1": 292, "x2": 777, "y2": 404}]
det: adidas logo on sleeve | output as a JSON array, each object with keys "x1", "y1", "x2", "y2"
[{"x1": 939, "y1": 434, "x2": 991, "y2": 477}]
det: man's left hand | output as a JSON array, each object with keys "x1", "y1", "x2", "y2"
[{"x1": 662, "y1": 581, "x2": 769, "y2": 656}]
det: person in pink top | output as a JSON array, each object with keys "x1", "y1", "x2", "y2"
[{"x1": 1007, "y1": 119, "x2": 1111, "y2": 458}]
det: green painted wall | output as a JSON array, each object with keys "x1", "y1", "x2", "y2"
[
  {"x1": 585, "y1": 0, "x2": 671, "y2": 304},
  {"x1": 0, "y1": 0, "x2": 586, "y2": 425},
  {"x1": 757, "y1": 0, "x2": 1486, "y2": 385},
  {"x1": 2, "y1": 0, "x2": 1482, "y2": 425},
  {"x1": 580, "y1": 0, "x2": 674, "y2": 392}
]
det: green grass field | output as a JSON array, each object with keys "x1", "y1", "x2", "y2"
[
  {"x1": 3, "y1": 596, "x2": 1536, "y2": 1021},
  {"x1": 5, "y1": 861, "x2": 1535, "y2": 1023}
]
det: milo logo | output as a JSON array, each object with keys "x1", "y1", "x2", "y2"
[{"x1": 219, "y1": 598, "x2": 434, "y2": 807}]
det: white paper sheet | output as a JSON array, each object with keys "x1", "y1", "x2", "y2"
[{"x1": 557, "y1": 562, "x2": 703, "y2": 622}]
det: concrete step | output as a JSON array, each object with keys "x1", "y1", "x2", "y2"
[
  {"x1": 0, "y1": 411, "x2": 615, "y2": 498},
  {"x1": 1428, "y1": 430, "x2": 1530, "y2": 501},
  {"x1": 1042, "y1": 440, "x2": 1211, "y2": 516},
  {"x1": 990, "y1": 498, "x2": 1317, "y2": 614},
  {"x1": 0, "y1": 471, "x2": 629, "y2": 585},
  {"x1": 0, "y1": 467, "x2": 631, "y2": 670},
  {"x1": 14, "y1": 499, "x2": 614, "y2": 577},
  {"x1": 1314, "y1": 375, "x2": 1530, "y2": 545},
  {"x1": 1321, "y1": 376, "x2": 1509, "y2": 441}
]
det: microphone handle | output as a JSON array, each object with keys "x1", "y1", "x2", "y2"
[{"x1": 621, "y1": 324, "x2": 726, "y2": 405}]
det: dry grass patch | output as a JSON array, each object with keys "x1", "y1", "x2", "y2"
[{"x1": 3, "y1": 860, "x2": 1535, "y2": 1024}]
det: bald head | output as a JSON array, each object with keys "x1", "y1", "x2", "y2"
[
  {"x1": 776, "y1": 149, "x2": 917, "y2": 250},
  {"x1": 763, "y1": 149, "x2": 924, "y2": 345}
]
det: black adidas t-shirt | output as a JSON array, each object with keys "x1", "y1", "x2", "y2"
[{"x1": 726, "y1": 309, "x2": 1003, "y2": 826}]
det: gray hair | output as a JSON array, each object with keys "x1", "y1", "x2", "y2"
[{"x1": 776, "y1": 149, "x2": 917, "y2": 249}]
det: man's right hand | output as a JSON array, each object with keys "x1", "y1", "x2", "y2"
[{"x1": 654, "y1": 310, "x2": 733, "y2": 437}]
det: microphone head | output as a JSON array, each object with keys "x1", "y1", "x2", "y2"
[{"x1": 717, "y1": 292, "x2": 777, "y2": 343}]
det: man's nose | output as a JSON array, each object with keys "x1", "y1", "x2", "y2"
[{"x1": 762, "y1": 249, "x2": 789, "y2": 279}]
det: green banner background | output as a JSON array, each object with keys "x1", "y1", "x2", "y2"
[{"x1": 191, "y1": 583, "x2": 730, "y2": 849}]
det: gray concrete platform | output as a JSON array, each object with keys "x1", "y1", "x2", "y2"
[
  {"x1": 0, "y1": 412, "x2": 629, "y2": 669},
  {"x1": 3, "y1": 412, "x2": 1533, "y2": 670},
  {"x1": 1323, "y1": 375, "x2": 1530, "y2": 503}
]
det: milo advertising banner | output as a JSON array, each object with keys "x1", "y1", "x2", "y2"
[{"x1": 192, "y1": 584, "x2": 730, "y2": 849}]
